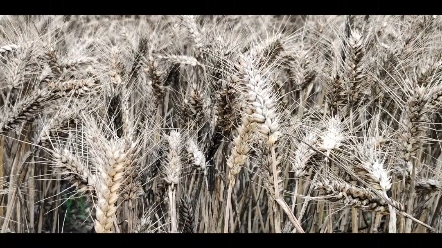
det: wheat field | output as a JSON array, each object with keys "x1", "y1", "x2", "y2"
[{"x1": 0, "y1": 15, "x2": 441, "y2": 233}]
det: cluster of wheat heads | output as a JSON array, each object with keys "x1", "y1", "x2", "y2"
[{"x1": 0, "y1": 15, "x2": 442, "y2": 233}]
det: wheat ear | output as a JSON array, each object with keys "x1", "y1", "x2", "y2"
[
  {"x1": 164, "y1": 130, "x2": 182, "y2": 233},
  {"x1": 240, "y1": 54, "x2": 283, "y2": 232},
  {"x1": 94, "y1": 142, "x2": 132, "y2": 233},
  {"x1": 52, "y1": 148, "x2": 95, "y2": 194},
  {"x1": 83, "y1": 116, "x2": 135, "y2": 233}
]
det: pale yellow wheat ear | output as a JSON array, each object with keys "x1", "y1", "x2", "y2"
[
  {"x1": 164, "y1": 130, "x2": 182, "y2": 233},
  {"x1": 352, "y1": 136, "x2": 396, "y2": 232},
  {"x1": 224, "y1": 42, "x2": 304, "y2": 233},
  {"x1": 291, "y1": 131, "x2": 318, "y2": 178},
  {"x1": 318, "y1": 115, "x2": 347, "y2": 157},
  {"x1": 81, "y1": 114, "x2": 136, "y2": 233},
  {"x1": 164, "y1": 130, "x2": 182, "y2": 187},
  {"x1": 181, "y1": 15, "x2": 204, "y2": 54},
  {"x1": 52, "y1": 147, "x2": 96, "y2": 194},
  {"x1": 186, "y1": 139, "x2": 206, "y2": 175},
  {"x1": 352, "y1": 117, "x2": 394, "y2": 195}
]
